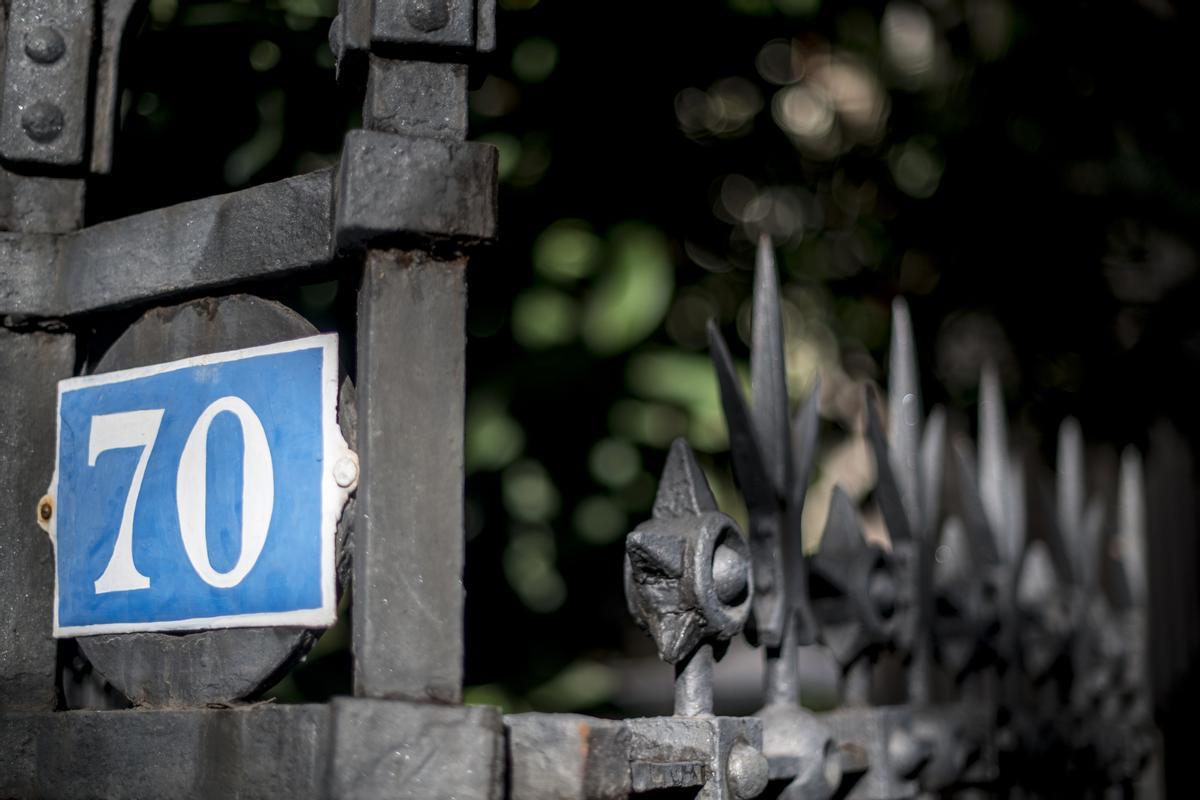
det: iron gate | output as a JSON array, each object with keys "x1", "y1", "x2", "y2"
[{"x1": 0, "y1": 1, "x2": 1159, "y2": 798}]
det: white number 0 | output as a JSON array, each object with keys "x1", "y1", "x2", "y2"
[{"x1": 88, "y1": 397, "x2": 275, "y2": 593}]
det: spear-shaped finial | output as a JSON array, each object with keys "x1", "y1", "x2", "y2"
[
  {"x1": 1056, "y1": 418, "x2": 1104, "y2": 592},
  {"x1": 752, "y1": 233, "x2": 791, "y2": 497},
  {"x1": 1115, "y1": 447, "x2": 1147, "y2": 610},
  {"x1": 624, "y1": 439, "x2": 753, "y2": 716},
  {"x1": 888, "y1": 298, "x2": 923, "y2": 533}
]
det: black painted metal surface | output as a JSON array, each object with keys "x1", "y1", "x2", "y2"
[{"x1": 0, "y1": 0, "x2": 1163, "y2": 795}]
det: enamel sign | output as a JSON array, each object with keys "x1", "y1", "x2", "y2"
[{"x1": 43, "y1": 335, "x2": 356, "y2": 637}]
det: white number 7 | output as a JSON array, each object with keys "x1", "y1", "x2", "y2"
[{"x1": 89, "y1": 409, "x2": 164, "y2": 594}]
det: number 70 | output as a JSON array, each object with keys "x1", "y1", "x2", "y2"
[{"x1": 89, "y1": 396, "x2": 275, "y2": 594}]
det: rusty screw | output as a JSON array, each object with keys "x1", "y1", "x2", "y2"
[{"x1": 39, "y1": 500, "x2": 52, "y2": 521}]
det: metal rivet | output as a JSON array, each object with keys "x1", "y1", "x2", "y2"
[
  {"x1": 22, "y1": 101, "x2": 64, "y2": 142},
  {"x1": 727, "y1": 740, "x2": 769, "y2": 800},
  {"x1": 404, "y1": 0, "x2": 450, "y2": 32},
  {"x1": 334, "y1": 456, "x2": 359, "y2": 488},
  {"x1": 24, "y1": 26, "x2": 66, "y2": 64},
  {"x1": 39, "y1": 499, "x2": 53, "y2": 521}
]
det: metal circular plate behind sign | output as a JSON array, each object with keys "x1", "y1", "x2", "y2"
[{"x1": 76, "y1": 295, "x2": 355, "y2": 707}]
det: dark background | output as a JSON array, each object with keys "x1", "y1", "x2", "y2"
[{"x1": 86, "y1": 0, "x2": 1198, "y2": 792}]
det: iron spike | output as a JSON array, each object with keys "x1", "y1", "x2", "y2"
[
  {"x1": 888, "y1": 297, "x2": 923, "y2": 533},
  {"x1": 1081, "y1": 496, "x2": 1106, "y2": 593},
  {"x1": 788, "y1": 376, "x2": 821, "y2": 518},
  {"x1": 751, "y1": 234, "x2": 791, "y2": 498},
  {"x1": 821, "y1": 485, "x2": 867, "y2": 557},
  {"x1": 950, "y1": 436, "x2": 1002, "y2": 567},
  {"x1": 865, "y1": 385, "x2": 914, "y2": 544},
  {"x1": 920, "y1": 405, "x2": 946, "y2": 538},
  {"x1": 1007, "y1": 455, "x2": 1027, "y2": 570},
  {"x1": 978, "y1": 362, "x2": 1011, "y2": 562},
  {"x1": 1016, "y1": 539, "x2": 1060, "y2": 610},
  {"x1": 1117, "y1": 447, "x2": 1147, "y2": 609},
  {"x1": 933, "y1": 517, "x2": 973, "y2": 590},
  {"x1": 708, "y1": 320, "x2": 776, "y2": 514},
  {"x1": 1056, "y1": 417, "x2": 1085, "y2": 573},
  {"x1": 652, "y1": 438, "x2": 720, "y2": 520}
]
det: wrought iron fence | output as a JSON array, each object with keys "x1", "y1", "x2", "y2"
[{"x1": 0, "y1": 0, "x2": 1160, "y2": 797}]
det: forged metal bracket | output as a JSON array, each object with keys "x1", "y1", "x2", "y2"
[
  {"x1": 1, "y1": 700, "x2": 505, "y2": 799},
  {"x1": 505, "y1": 713, "x2": 631, "y2": 800},
  {"x1": 0, "y1": 0, "x2": 140, "y2": 171},
  {"x1": 331, "y1": 0, "x2": 495, "y2": 63},
  {"x1": 334, "y1": 129, "x2": 497, "y2": 250},
  {"x1": 0, "y1": 0, "x2": 94, "y2": 166},
  {"x1": 0, "y1": 169, "x2": 335, "y2": 319},
  {"x1": 819, "y1": 702, "x2": 996, "y2": 800},
  {"x1": 625, "y1": 715, "x2": 767, "y2": 800}
]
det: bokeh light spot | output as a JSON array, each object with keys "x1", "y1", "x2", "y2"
[
  {"x1": 512, "y1": 287, "x2": 577, "y2": 349},
  {"x1": 533, "y1": 220, "x2": 602, "y2": 283},
  {"x1": 512, "y1": 37, "x2": 559, "y2": 83},
  {"x1": 589, "y1": 438, "x2": 642, "y2": 488}
]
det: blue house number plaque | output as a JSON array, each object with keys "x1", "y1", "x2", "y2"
[{"x1": 44, "y1": 335, "x2": 356, "y2": 637}]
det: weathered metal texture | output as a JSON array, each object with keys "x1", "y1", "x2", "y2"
[
  {"x1": 624, "y1": 438, "x2": 752, "y2": 715},
  {"x1": 808, "y1": 487, "x2": 898, "y2": 682},
  {"x1": 909, "y1": 702, "x2": 996, "y2": 792},
  {"x1": 353, "y1": 248, "x2": 466, "y2": 702},
  {"x1": 706, "y1": 238, "x2": 848, "y2": 800},
  {"x1": 0, "y1": 169, "x2": 335, "y2": 319},
  {"x1": 625, "y1": 715, "x2": 768, "y2": 800},
  {"x1": 0, "y1": 141, "x2": 496, "y2": 318},
  {"x1": 371, "y1": 0, "x2": 476, "y2": 49},
  {"x1": 625, "y1": 440, "x2": 752, "y2": 667},
  {"x1": 706, "y1": 238, "x2": 820, "y2": 651},
  {"x1": 863, "y1": 301, "x2": 946, "y2": 697},
  {"x1": 0, "y1": 0, "x2": 94, "y2": 166},
  {"x1": 1, "y1": 699, "x2": 503, "y2": 798},
  {"x1": 0, "y1": 327, "x2": 75, "y2": 711},
  {"x1": 756, "y1": 702, "x2": 843, "y2": 800},
  {"x1": 76, "y1": 295, "x2": 356, "y2": 707},
  {"x1": 819, "y1": 702, "x2": 993, "y2": 799},
  {"x1": 1, "y1": 705, "x2": 332, "y2": 798},
  {"x1": 620, "y1": 440, "x2": 769, "y2": 800},
  {"x1": 364, "y1": 58, "x2": 469, "y2": 139},
  {"x1": 819, "y1": 706, "x2": 923, "y2": 800},
  {"x1": 0, "y1": 168, "x2": 84, "y2": 233},
  {"x1": 334, "y1": 129, "x2": 497, "y2": 249},
  {"x1": 89, "y1": 0, "x2": 141, "y2": 174},
  {"x1": 329, "y1": 698, "x2": 504, "y2": 800},
  {"x1": 505, "y1": 713, "x2": 631, "y2": 800}
]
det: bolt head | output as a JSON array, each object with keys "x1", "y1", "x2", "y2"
[
  {"x1": 333, "y1": 456, "x2": 359, "y2": 488},
  {"x1": 39, "y1": 501, "x2": 52, "y2": 521},
  {"x1": 22, "y1": 101, "x2": 64, "y2": 143},
  {"x1": 727, "y1": 740, "x2": 769, "y2": 800},
  {"x1": 404, "y1": 0, "x2": 450, "y2": 32},
  {"x1": 25, "y1": 26, "x2": 66, "y2": 64}
]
